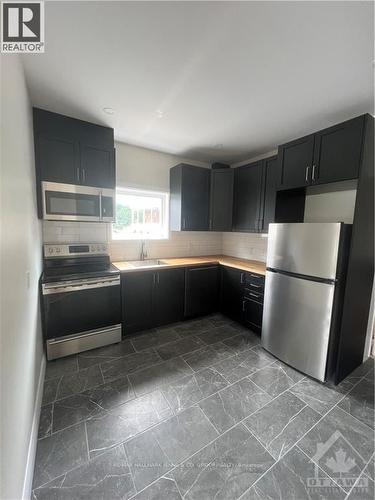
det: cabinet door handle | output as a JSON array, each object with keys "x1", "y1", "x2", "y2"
[
  {"x1": 248, "y1": 273, "x2": 261, "y2": 279},
  {"x1": 305, "y1": 166, "x2": 310, "y2": 183},
  {"x1": 153, "y1": 273, "x2": 156, "y2": 285},
  {"x1": 82, "y1": 168, "x2": 86, "y2": 183},
  {"x1": 312, "y1": 164, "x2": 316, "y2": 181},
  {"x1": 240, "y1": 272, "x2": 245, "y2": 284},
  {"x1": 157, "y1": 273, "x2": 160, "y2": 284},
  {"x1": 242, "y1": 300, "x2": 246, "y2": 312},
  {"x1": 76, "y1": 167, "x2": 80, "y2": 183},
  {"x1": 182, "y1": 218, "x2": 186, "y2": 230}
]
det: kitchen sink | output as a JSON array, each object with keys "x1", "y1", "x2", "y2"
[{"x1": 130, "y1": 259, "x2": 166, "y2": 267}]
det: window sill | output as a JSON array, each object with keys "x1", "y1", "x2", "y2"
[{"x1": 111, "y1": 236, "x2": 169, "y2": 242}]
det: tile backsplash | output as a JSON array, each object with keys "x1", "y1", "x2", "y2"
[
  {"x1": 42, "y1": 221, "x2": 268, "y2": 262},
  {"x1": 43, "y1": 221, "x2": 109, "y2": 244},
  {"x1": 110, "y1": 231, "x2": 222, "y2": 262},
  {"x1": 221, "y1": 232, "x2": 268, "y2": 262}
]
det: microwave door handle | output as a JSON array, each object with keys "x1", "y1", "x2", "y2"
[{"x1": 99, "y1": 192, "x2": 103, "y2": 220}]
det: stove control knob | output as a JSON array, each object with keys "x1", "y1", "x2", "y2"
[
  {"x1": 56, "y1": 247, "x2": 61, "y2": 253},
  {"x1": 48, "y1": 247, "x2": 53, "y2": 254}
]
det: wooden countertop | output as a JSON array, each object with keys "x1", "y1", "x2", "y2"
[{"x1": 113, "y1": 255, "x2": 266, "y2": 276}]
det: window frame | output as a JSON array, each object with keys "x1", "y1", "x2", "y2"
[{"x1": 111, "y1": 186, "x2": 169, "y2": 241}]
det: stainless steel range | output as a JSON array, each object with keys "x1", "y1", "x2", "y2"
[{"x1": 41, "y1": 243, "x2": 121, "y2": 360}]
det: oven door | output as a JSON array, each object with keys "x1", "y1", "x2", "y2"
[
  {"x1": 42, "y1": 182, "x2": 114, "y2": 222},
  {"x1": 42, "y1": 276, "x2": 121, "y2": 340}
]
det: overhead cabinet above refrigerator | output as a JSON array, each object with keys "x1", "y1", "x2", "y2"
[{"x1": 277, "y1": 115, "x2": 365, "y2": 190}]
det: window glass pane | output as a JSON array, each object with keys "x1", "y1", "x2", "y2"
[{"x1": 112, "y1": 188, "x2": 168, "y2": 240}]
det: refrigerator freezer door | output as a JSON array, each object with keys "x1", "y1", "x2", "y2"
[
  {"x1": 262, "y1": 270, "x2": 335, "y2": 381},
  {"x1": 267, "y1": 223, "x2": 342, "y2": 280}
]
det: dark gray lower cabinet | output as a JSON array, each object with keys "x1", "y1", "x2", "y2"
[
  {"x1": 122, "y1": 265, "x2": 264, "y2": 334},
  {"x1": 153, "y1": 268, "x2": 185, "y2": 326},
  {"x1": 243, "y1": 293, "x2": 263, "y2": 332},
  {"x1": 220, "y1": 266, "x2": 264, "y2": 332},
  {"x1": 121, "y1": 268, "x2": 184, "y2": 333},
  {"x1": 184, "y1": 266, "x2": 220, "y2": 317},
  {"x1": 121, "y1": 271, "x2": 154, "y2": 333},
  {"x1": 220, "y1": 266, "x2": 244, "y2": 323}
]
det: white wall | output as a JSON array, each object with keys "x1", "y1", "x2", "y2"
[
  {"x1": 115, "y1": 141, "x2": 208, "y2": 191},
  {"x1": 1, "y1": 55, "x2": 44, "y2": 500},
  {"x1": 304, "y1": 180, "x2": 358, "y2": 224}
]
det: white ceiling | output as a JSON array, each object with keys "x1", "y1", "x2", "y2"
[{"x1": 22, "y1": 1, "x2": 374, "y2": 163}]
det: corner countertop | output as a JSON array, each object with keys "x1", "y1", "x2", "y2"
[{"x1": 113, "y1": 255, "x2": 266, "y2": 276}]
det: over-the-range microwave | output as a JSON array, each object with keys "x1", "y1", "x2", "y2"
[{"x1": 42, "y1": 181, "x2": 115, "y2": 222}]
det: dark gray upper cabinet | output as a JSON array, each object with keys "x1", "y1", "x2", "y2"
[
  {"x1": 277, "y1": 134, "x2": 315, "y2": 190},
  {"x1": 312, "y1": 116, "x2": 365, "y2": 185},
  {"x1": 278, "y1": 115, "x2": 366, "y2": 190},
  {"x1": 209, "y1": 168, "x2": 234, "y2": 231},
  {"x1": 33, "y1": 108, "x2": 115, "y2": 189},
  {"x1": 232, "y1": 161, "x2": 264, "y2": 232},
  {"x1": 260, "y1": 155, "x2": 278, "y2": 232},
  {"x1": 80, "y1": 144, "x2": 115, "y2": 188},
  {"x1": 37, "y1": 135, "x2": 80, "y2": 185},
  {"x1": 170, "y1": 164, "x2": 210, "y2": 231}
]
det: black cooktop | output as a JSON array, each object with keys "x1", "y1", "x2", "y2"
[{"x1": 42, "y1": 255, "x2": 120, "y2": 283}]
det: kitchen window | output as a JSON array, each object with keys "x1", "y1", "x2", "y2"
[{"x1": 112, "y1": 187, "x2": 169, "y2": 240}]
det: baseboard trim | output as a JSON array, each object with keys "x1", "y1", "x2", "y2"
[{"x1": 22, "y1": 355, "x2": 46, "y2": 499}]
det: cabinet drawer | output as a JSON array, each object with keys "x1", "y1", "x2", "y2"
[
  {"x1": 242, "y1": 272, "x2": 265, "y2": 288},
  {"x1": 243, "y1": 296, "x2": 263, "y2": 331},
  {"x1": 243, "y1": 288, "x2": 264, "y2": 304}
]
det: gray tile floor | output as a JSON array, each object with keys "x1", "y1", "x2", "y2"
[{"x1": 32, "y1": 315, "x2": 375, "y2": 500}]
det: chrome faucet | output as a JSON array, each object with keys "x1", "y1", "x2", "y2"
[{"x1": 140, "y1": 240, "x2": 147, "y2": 261}]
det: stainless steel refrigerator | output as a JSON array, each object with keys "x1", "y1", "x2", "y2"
[{"x1": 262, "y1": 223, "x2": 351, "y2": 382}]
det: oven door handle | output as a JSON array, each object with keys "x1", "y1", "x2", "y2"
[{"x1": 42, "y1": 276, "x2": 120, "y2": 295}]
